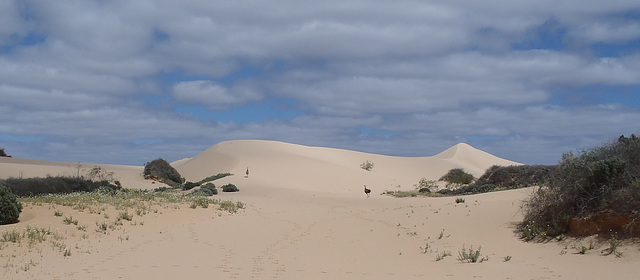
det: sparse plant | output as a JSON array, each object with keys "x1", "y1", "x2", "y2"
[
  {"x1": 457, "y1": 244, "x2": 488, "y2": 263},
  {"x1": 415, "y1": 178, "x2": 438, "y2": 193},
  {"x1": 438, "y1": 229, "x2": 445, "y2": 239},
  {"x1": 198, "y1": 173, "x2": 233, "y2": 184},
  {"x1": 420, "y1": 243, "x2": 431, "y2": 254},
  {"x1": 504, "y1": 255, "x2": 512, "y2": 262},
  {"x1": 54, "y1": 210, "x2": 63, "y2": 217},
  {"x1": 63, "y1": 216, "x2": 78, "y2": 225},
  {"x1": 118, "y1": 211, "x2": 133, "y2": 221},
  {"x1": 601, "y1": 235, "x2": 623, "y2": 257},
  {"x1": 435, "y1": 250, "x2": 452, "y2": 261},
  {"x1": 455, "y1": 197, "x2": 465, "y2": 203},
  {"x1": 360, "y1": 160, "x2": 374, "y2": 171}
]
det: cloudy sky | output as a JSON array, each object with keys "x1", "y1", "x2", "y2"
[{"x1": 1, "y1": 1, "x2": 640, "y2": 166}]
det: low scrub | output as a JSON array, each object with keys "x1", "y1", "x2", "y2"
[
  {"x1": 2, "y1": 176, "x2": 114, "y2": 196},
  {"x1": 451, "y1": 165, "x2": 554, "y2": 195},
  {"x1": 520, "y1": 134, "x2": 640, "y2": 239}
]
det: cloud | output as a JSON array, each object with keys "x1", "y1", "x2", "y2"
[
  {"x1": 172, "y1": 80, "x2": 263, "y2": 110},
  {"x1": 1, "y1": 0, "x2": 640, "y2": 166}
]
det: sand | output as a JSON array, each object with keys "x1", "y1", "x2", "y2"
[{"x1": 1, "y1": 140, "x2": 638, "y2": 279}]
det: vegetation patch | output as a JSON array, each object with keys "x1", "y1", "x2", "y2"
[
  {"x1": 221, "y1": 183, "x2": 239, "y2": 192},
  {"x1": 360, "y1": 160, "x2": 374, "y2": 171},
  {"x1": 2, "y1": 176, "x2": 115, "y2": 197},
  {"x1": 198, "y1": 173, "x2": 233, "y2": 184},
  {"x1": 439, "y1": 168, "x2": 474, "y2": 186},
  {"x1": 520, "y1": 134, "x2": 640, "y2": 239}
]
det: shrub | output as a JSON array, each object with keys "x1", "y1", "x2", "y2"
[
  {"x1": 0, "y1": 148, "x2": 10, "y2": 157},
  {"x1": 221, "y1": 184, "x2": 239, "y2": 192},
  {"x1": 2, "y1": 176, "x2": 113, "y2": 196},
  {"x1": 415, "y1": 178, "x2": 438, "y2": 192},
  {"x1": 451, "y1": 165, "x2": 554, "y2": 195},
  {"x1": 191, "y1": 188, "x2": 215, "y2": 196},
  {"x1": 0, "y1": 183, "x2": 22, "y2": 225},
  {"x1": 360, "y1": 160, "x2": 374, "y2": 171},
  {"x1": 439, "y1": 168, "x2": 474, "y2": 185},
  {"x1": 143, "y1": 158, "x2": 183, "y2": 186},
  {"x1": 521, "y1": 134, "x2": 640, "y2": 238},
  {"x1": 198, "y1": 173, "x2": 233, "y2": 184},
  {"x1": 182, "y1": 181, "x2": 200, "y2": 191},
  {"x1": 201, "y1": 183, "x2": 218, "y2": 195}
]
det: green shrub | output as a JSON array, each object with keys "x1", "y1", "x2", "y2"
[
  {"x1": 191, "y1": 188, "x2": 214, "y2": 196},
  {"x1": 415, "y1": 178, "x2": 438, "y2": 192},
  {"x1": 521, "y1": 134, "x2": 640, "y2": 238},
  {"x1": 439, "y1": 168, "x2": 474, "y2": 185},
  {"x1": 201, "y1": 183, "x2": 218, "y2": 195},
  {"x1": 143, "y1": 158, "x2": 183, "y2": 186},
  {"x1": 221, "y1": 184, "x2": 239, "y2": 192},
  {"x1": 198, "y1": 173, "x2": 233, "y2": 184},
  {"x1": 0, "y1": 148, "x2": 10, "y2": 157},
  {"x1": 2, "y1": 176, "x2": 113, "y2": 196},
  {"x1": 0, "y1": 183, "x2": 22, "y2": 225},
  {"x1": 451, "y1": 165, "x2": 554, "y2": 195},
  {"x1": 182, "y1": 181, "x2": 200, "y2": 191}
]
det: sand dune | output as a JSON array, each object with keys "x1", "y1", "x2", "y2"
[{"x1": 1, "y1": 140, "x2": 637, "y2": 280}]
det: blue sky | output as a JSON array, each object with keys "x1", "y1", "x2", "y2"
[{"x1": 1, "y1": 1, "x2": 640, "y2": 166}]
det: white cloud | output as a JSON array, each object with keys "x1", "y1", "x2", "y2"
[{"x1": 172, "y1": 80, "x2": 263, "y2": 110}]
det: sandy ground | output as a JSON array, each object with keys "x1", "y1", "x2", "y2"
[{"x1": 1, "y1": 140, "x2": 638, "y2": 279}]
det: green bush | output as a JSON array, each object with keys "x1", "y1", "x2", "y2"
[
  {"x1": 191, "y1": 188, "x2": 214, "y2": 196},
  {"x1": 201, "y1": 183, "x2": 218, "y2": 195},
  {"x1": 0, "y1": 148, "x2": 10, "y2": 157},
  {"x1": 2, "y1": 176, "x2": 113, "y2": 196},
  {"x1": 221, "y1": 183, "x2": 239, "y2": 192},
  {"x1": 143, "y1": 158, "x2": 183, "y2": 186},
  {"x1": 521, "y1": 134, "x2": 640, "y2": 238},
  {"x1": 0, "y1": 183, "x2": 22, "y2": 225},
  {"x1": 182, "y1": 181, "x2": 200, "y2": 191},
  {"x1": 439, "y1": 168, "x2": 474, "y2": 185},
  {"x1": 198, "y1": 173, "x2": 233, "y2": 184},
  {"x1": 451, "y1": 165, "x2": 554, "y2": 195}
]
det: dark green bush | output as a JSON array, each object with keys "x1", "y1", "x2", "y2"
[
  {"x1": 182, "y1": 181, "x2": 200, "y2": 191},
  {"x1": 2, "y1": 176, "x2": 112, "y2": 196},
  {"x1": 143, "y1": 158, "x2": 183, "y2": 186},
  {"x1": 201, "y1": 183, "x2": 218, "y2": 195},
  {"x1": 521, "y1": 134, "x2": 640, "y2": 238},
  {"x1": 221, "y1": 183, "x2": 239, "y2": 192},
  {"x1": 198, "y1": 173, "x2": 233, "y2": 184},
  {"x1": 0, "y1": 183, "x2": 22, "y2": 225},
  {"x1": 0, "y1": 148, "x2": 10, "y2": 157},
  {"x1": 439, "y1": 168, "x2": 474, "y2": 185},
  {"x1": 191, "y1": 188, "x2": 214, "y2": 196}
]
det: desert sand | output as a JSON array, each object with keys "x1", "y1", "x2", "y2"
[{"x1": 1, "y1": 140, "x2": 638, "y2": 279}]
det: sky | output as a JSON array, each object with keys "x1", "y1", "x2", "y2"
[{"x1": 1, "y1": 0, "x2": 640, "y2": 166}]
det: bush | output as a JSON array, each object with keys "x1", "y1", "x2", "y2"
[
  {"x1": 182, "y1": 181, "x2": 200, "y2": 191},
  {"x1": 415, "y1": 178, "x2": 438, "y2": 192},
  {"x1": 143, "y1": 158, "x2": 183, "y2": 186},
  {"x1": 439, "y1": 168, "x2": 474, "y2": 185},
  {"x1": 221, "y1": 184, "x2": 239, "y2": 192},
  {"x1": 521, "y1": 134, "x2": 640, "y2": 238},
  {"x1": 201, "y1": 183, "x2": 218, "y2": 195},
  {"x1": 0, "y1": 183, "x2": 22, "y2": 225},
  {"x1": 2, "y1": 176, "x2": 113, "y2": 196},
  {"x1": 198, "y1": 173, "x2": 233, "y2": 184},
  {"x1": 191, "y1": 188, "x2": 214, "y2": 196},
  {"x1": 0, "y1": 148, "x2": 10, "y2": 157}
]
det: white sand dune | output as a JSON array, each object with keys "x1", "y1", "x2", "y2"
[
  {"x1": 1, "y1": 140, "x2": 637, "y2": 280},
  {"x1": 175, "y1": 140, "x2": 520, "y2": 195}
]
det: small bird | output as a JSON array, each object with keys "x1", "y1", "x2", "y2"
[{"x1": 364, "y1": 185, "x2": 371, "y2": 198}]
